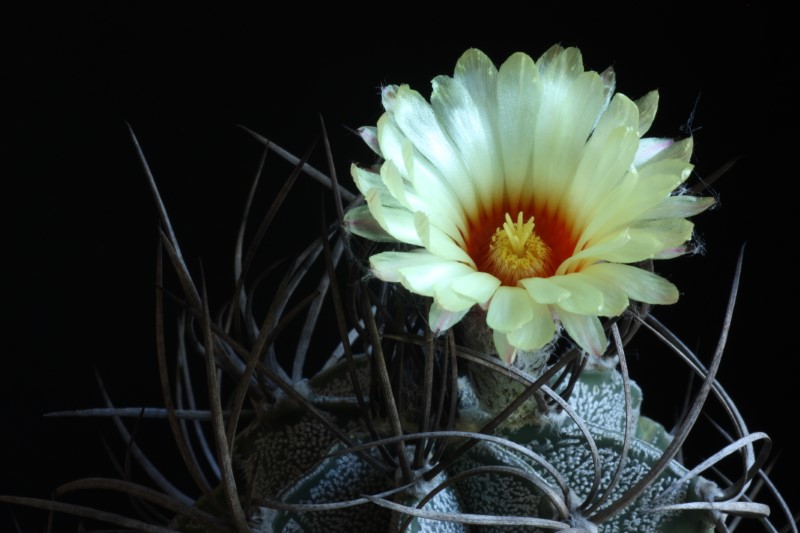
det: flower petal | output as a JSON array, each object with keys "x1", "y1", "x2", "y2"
[
  {"x1": 590, "y1": 219, "x2": 693, "y2": 264},
  {"x1": 585, "y1": 263, "x2": 679, "y2": 305},
  {"x1": 634, "y1": 90, "x2": 659, "y2": 136},
  {"x1": 343, "y1": 205, "x2": 397, "y2": 242},
  {"x1": 399, "y1": 260, "x2": 475, "y2": 297},
  {"x1": 454, "y1": 49, "x2": 499, "y2": 111},
  {"x1": 434, "y1": 276, "x2": 479, "y2": 312},
  {"x1": 547, "y1": 274, "x2": 606, "y2": 315},
  {"x1": 628, "y1": 218, "x2": 695, "y2": 252},
  {"x1": 429, "y1": 302, "x2": 470, "y2": 334},
  {"x1": 381, "y1": 84, "x2": 399, "y2": 112},
  {"x1": 646, "y1": 195, "x2": 715, "y2": 219},
  {"x1": 487, "y1": 286, "x2": 534, "y2": 332},
  {"x1": 530, "y1": 49, "x2": 609, "y2": 211},
  {"x1": 451, "y1": 271, "x2": 501, "y2": 305},
  {"x1": 414, "y1": 212, "x2": 475, "y2": 266},
  {"x1": 569, "y1": 125, "x2": 640, "y2": 225},
  {"x1": 638, "y1": 136, "x2": 693, "y2": 167},
  {"x1": 506, "y1": 303, "x2": 556, "y2": 351},
  {"x1": 520, "y1": 276, "x2": 571, "y2": 304},
  {"x1": 591, "y1": 93, "x2": 640, "y2": 145},
  {"x1": 391, "y1": 85, "x2": 480, "y2": 216},
  {"x1": 379, "y1": 111, "x2": 470, "y2": 235},
  {"x1": 351, "y1": 164, "x2": 386, "y2": 198},
  {"x1": 401, "y1": 138, "x2": 468, "y2": 233},
  {"x1": 534, "y1": 271, "x2": 629, "y2": 316},
  {"x1": 558, "y1": 230, "x2": 634, "y2": 274},
  {"x1": 364, "y1": 189, "x2": 422, "y2": 246},
  {"x1": 634, "y1": 138, "x2": 673, "y2": 166},
  {"x1": 492, "y1": 330, "x2": 516, "y2": 364},
  {"x1": 358, "y1": 126, "x2": 381, "y2": 156},
  {"x1": 381, "y1": 159, "x2": 420, "y2": 212},
  {"x1": 558, "y1": 311, "x2": 608, "y2": 355},
  {"x1": 370, "y1": 250, "x2": 444, "y2": 283},
  {"x1": 654, "y1": 245, "x2": 690, "y2": 259},
  {"x1": 496, "y1": 52, "x2": 540, "y2": 213},
  {"x1": 432, "y1": 52, "x2": 501, "y2": 213}
]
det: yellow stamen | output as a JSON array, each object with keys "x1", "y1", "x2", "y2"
[{"x1": 488, "y1": 211, "x2": 554, "y2": 285}]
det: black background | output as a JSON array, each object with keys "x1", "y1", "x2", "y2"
[{"x1": 4, "y1": 5, "x2": 797, "y2": 530}]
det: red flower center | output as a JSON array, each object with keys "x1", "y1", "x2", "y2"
[{"x1": 465, "y1": 202, "x2": 578, "y2": 286}]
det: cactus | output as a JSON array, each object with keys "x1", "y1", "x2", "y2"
[
  {"x1": 3, "y1": 49, "x2": 796, "y2": 533},
  {"x1": 158, "y1": 214, "x2": 761, "y2": 532},
  {"x1": 186, "y1": 353, "x2": 717, "y2": 532}
]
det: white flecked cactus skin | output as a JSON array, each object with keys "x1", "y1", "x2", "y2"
[{"x1": 193, "y1": 355, "x2": 716, "y2": 532}]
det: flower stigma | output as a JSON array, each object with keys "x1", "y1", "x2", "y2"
[{"x1": 487, "y1": 212, "x2": 554, "y2": 285}]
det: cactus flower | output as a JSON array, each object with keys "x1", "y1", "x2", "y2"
[{"x1": 348, "y1": 46, "x2": 712, "y2": 361}]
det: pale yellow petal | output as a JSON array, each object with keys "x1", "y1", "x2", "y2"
[
  {"x1": 451, "y1": 271, "x2": 501, "y2": 305},
  {"x1": 376, "y1": 113, "x2": 405, "y2": 168},
  {"x1": 585, "y1": 263, "x2": 679, "y2": 305},
  {"x1": 634, "y1": 137, "x2": 673, "y2": 166},
  {"x1": 575, "y1": 219, "x2": 694, "y2": 267},
  {"x1": 414, "y1": 212, "x2": 475, "y2": 266},
  {"x1": 557, "y1": 230, "x2": 632, "y2": 274},
  {"x1": 370, "y1": 250, "x2": 443, "y2": 283},
  {"x1": 506, "y1": 302, "x2": 556, "y2": 351},
  {"x1": 429, "y1": 302, "x2": 470, "y2": 333},
  {"x1": 380, "y1": 114, "x2": 452, "y2": 220},
  {"x1": 434, "y1": 276, "x2": 479, "y2": 312},
  {"x1": 380, "y1": 159, "x2": 465, "y2": 245},
  {"x1": 380, "y1": 109, "x2": 471, "y2": 234},
  {"x1": 357, "y1": 125, "x2": 381, "y2": 156},
  {"x1": 392, "y1": 85, "x2": 480, "y2": 216},
  {"x1": 454, "y1": 48, "x2": 499, "y2": 109},
  {"x1": 654, "y1": 245, "x2": 690, "y2": 259},
  {"x1": 398, "y1": 260, "x2": 475, "y2": 297},
  {"x1": 593, "y1": 221, "x2": 691, "y2": 264},
  {"x1": 540, "y1": 271, "x2": 629, "y2": 316},
  {"x1": 569, "y1": 126, "x2": 639, "y2": 224},
  {"x1": 537, "y1": 45, "x2": 584, "y2": 81},
  {"x1": 381, "y1": 159, "x2": 415, "y2": 211},
  {"x1": 520, "y1": 276, "x2": 571, "y2": 304},
  {"x1": 496, "y1": 52, "x2": 540, "y2": 213},
  {"x1": 492, "y1": 330, "x2": 516, "y2": 364},
  {"x1": 584, "y1": 274, "x2": 630, "y2": 316},
  {"x1": 343, "y1": 205, "x2": 396, "y2": 242},
  {"x1": 365, "y1": 189, "x2": 421, "y2": 246},
  {"x1": 530, "y1": 70, "x2": 607, "y2": 211},
  {"x1": 381, "y1": 84, "x2": 399, "y2": 112},
  {"x1": 431, "y1": 74, "x2": 501, "y2": 213},
  {"x1": 548, "y1": 274, "x2": 605, "y2": 315},
  {"x1": 575, "y1": 160, "x2": 694, "y2": 247},
  {"x1": 351, "y1": 164, "x2": 386, "y2": 198},
  {"x1": 486, "y1": 286, "x2": 534, "y2": 333},
  {"x1": 636, "y1": 158, "x2": 693, "y2": 192},
  {"x1": 637, "y1": 136, "x2": 693, "y2": 167},
  {"x1": 628, "y1": 218, "x2": 694, "y2": 250},
  {"x1": 646, "y1": 195, "x2": 715, "y2": 219},
  {"x1": 634, "y1": 90, "x2": 659, "y2": 136},
  {"x1": 591, "y1": 93, "x2": 640, "y2": 145},
  {"x1": 558, "y1": 311, "x2": 608, "y2": 356},
  {"x1": 401, "y1": 138, "x2": 468, "y2": 233},
  {"x1": 593, "y1": 67, "x2": 617, "y2": 132}
]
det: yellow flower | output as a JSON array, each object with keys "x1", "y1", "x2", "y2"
[{"x1": 347, "y1": 45, "x2": 712, "y2": 361}]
